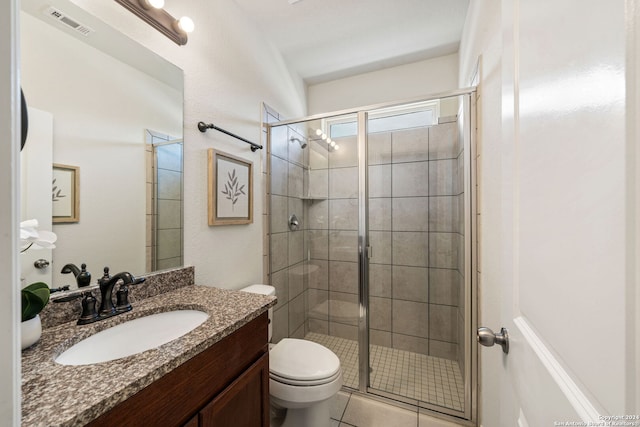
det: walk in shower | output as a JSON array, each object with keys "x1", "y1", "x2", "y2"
[{"x1": 266, "y1": 89, "x2": 476, "y2": 422}]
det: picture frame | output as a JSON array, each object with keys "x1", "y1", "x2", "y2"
[
  {"x1": 52, "y1": 163, "x2": 80, "y2": 223},
  {"x1": 208, "y1": 149, "x2": 253, "y2": 226}
]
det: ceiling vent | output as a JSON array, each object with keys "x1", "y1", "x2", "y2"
[{"x1": 44, "y1": 6, "x2": 94, "y2": 36}]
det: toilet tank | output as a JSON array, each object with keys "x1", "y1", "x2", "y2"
[{"x1": 239, "y1": 284, "x2": 275, "y2": 342}]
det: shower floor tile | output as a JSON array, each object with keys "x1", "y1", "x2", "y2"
[{"x1": 305, "y1": 332, "x2": 464, "y2": 412}]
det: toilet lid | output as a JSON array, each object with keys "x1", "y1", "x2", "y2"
[{"x1": 270, "y1": 338, "x2": 341, "y2": 382}]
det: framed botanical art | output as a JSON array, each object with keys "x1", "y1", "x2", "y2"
[
  {"x1": 52, "y1": 163, "x2": 80, "y2": 223},
  {"x1": 208, "y1": 149, "x2": 253, "y2": 225}
]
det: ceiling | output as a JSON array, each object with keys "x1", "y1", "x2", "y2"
[{"x1": 233, "y1": 0, "x2": 469, "y2": 85}]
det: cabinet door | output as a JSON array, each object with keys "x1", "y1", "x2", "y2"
[{"x1": 199, "y1": 353, "x2": 269, "y2": 427}]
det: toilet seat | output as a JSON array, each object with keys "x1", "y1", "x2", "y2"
[
  {"x1": 270, "y1": 369, "x2": 342, "y2": 387},
  {"x1": 269, "y1": 338, "x2": 341, "y2": 383}
]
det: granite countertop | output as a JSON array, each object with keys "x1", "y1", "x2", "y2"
[{"x1": 21, "y1": 285, "x2": 277, "y2": 427}]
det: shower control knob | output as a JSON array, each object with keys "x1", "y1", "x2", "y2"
[{"x1": 477, "y1": 326, "x2": 509, "y2": 354}]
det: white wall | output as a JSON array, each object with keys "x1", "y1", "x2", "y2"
[
  {"x1": 70, "y1": 0, "x2": 307, "y2": 289},
  {"x1": 21, "y1": 13, "x2": 183, "y2": 287},
  {"x1": 307, "y1": 53, "x2": 459, "y2": 115}
]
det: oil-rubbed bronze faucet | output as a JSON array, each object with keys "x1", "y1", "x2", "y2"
[{"x1": 75, "y1": 267, "x2": 145, "y2": 325}]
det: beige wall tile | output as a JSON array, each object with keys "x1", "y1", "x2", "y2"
[
  {"x1": 369, "y1": 164, "x2": 392, "y2": 197},
  {"x1": 369, "y1": 231, "x2": 392, "y2": 264},
  {"x1": 392, "y1": 299, "x2": 428, "y2": 337},
  {"x1": 429, "y1": 268, "x2": 460, "y2": 306},
  {"x1": 329, "y1": 261, "x2": 359, "y2": 294},
  {"x1": 370, "y1": 297, "x2": 391, "y2": 331},
  {"x1": 429, "y1": 304, "x2": 458, "y2": 342},
  {"x1": 329, "y1": 198, "x2": 359, "y2": 230},
  {"x1": 428, "y1": 122, "x2": 458, "y2": 160},
  {"x1": 329, "y1": 135, "x2": 358, "y2": 168},
  {"x1": 329, "y1": 230, "x2": 358, "y2": 262},
  {"x1": 392, "y1": 127, "x2": 429, "y2": 163},
  {"x1": 392, "y1": 231, "x2": 428, "y2": 267},
  {"x1": 392, "y1": 197, "x2": 429, "y2": 232},
  {"x1": 329, "y1": 167, "x2": 359, "y2": 199},
  {"x1": 393, "y1": 333, "x2": 429, "y2": 355},
  {"x1": 369, "y1": 263, "x2": 392, "y2": 298},
  {"x1": 369, "y1": 198, "x2": 392, "y2": 231},
  {"x1": 392, "y1": 162, "x2": 429, "y2": 197},
  {"x1": 368, "y1": 131, "x2": 392, "y2": 165},
  {"x1": 392, "y1": 265, "x2": 429, "y2": 302}
]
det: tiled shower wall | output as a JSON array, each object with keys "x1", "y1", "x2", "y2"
[
  {"x1": 306, "y1": 135, "x2": 360, "y2": 340},
  {"x1": 145, "y1": 131, "x2": 183, "y2": 272},
  {"x1": 268, "y1": 119, "x2": 310, "y2": 343},
  {"x1": 306, "y1": 118, "x2": 464, "y2": 362},
  {"x1": 266, "y1": 111, "x2": 466, "y2": 370}
]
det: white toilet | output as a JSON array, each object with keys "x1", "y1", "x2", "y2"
[{"x1": 240, "y1": 284, "x2": 342, "y2": 427}]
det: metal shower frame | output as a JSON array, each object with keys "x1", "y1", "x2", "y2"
[{"x1": 267, "y1": 86, "x2": 478, "y2": 425}]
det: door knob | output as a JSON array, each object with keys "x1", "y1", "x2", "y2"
[
  {"x1": 477, "y1": 326, "x2": 509, "y2": 354},
  {"x1": 34, "y1": 259, "x2": 50, "y2": 269}
]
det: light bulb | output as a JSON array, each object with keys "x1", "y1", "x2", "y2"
[
  {"x1": 321, "y1": 133, "x2": 327, "y2": 140},
  {"x1": 178, "y1": 16, "x2": 195, "y2": 33},
  {"x1": 326, "y1": 138, "x2": 332, "y2": 144},
  {"x1": 334, "y1": 144, "x2": 340, "y2": 150},
  {"x1": 315, "y1": 129, "x2": 322, "y2": 136},
  {"x1": 330, "y1": 141, "x2": 336, "y2": 147},
  {"x1": 139, "y1": 0, "x2": 164, "y2": 9}
]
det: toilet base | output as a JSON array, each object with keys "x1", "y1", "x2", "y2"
[{"x1": 273, "y1": 398, "x2": 332, "y2": 427}]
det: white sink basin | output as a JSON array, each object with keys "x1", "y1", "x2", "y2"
[{"x1": 55, "y1": 310, "x2": 209, "y2": 366}]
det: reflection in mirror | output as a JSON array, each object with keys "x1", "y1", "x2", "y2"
[{"x1": 20, "y1": 0, "x2": 184, "y2": 291}]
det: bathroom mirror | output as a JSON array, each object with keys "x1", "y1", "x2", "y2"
[{"x1": 20, "y1": 0, "x2": 184, "y2": 291}]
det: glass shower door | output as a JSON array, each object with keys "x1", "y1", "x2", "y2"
[
  {"x1": 268, "y1": 114, "x2": 362, "y2": 389},
  {"x1": 364, "y1": 94, "x2": 471, "y2": 417}
]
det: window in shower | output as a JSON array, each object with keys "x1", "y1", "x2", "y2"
[{"x1": 328, "y1": 99, "x2": 440, "y2": 138}]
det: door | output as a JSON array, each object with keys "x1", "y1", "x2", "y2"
[
  {"x1": 479, "y1": 1, "x2": 632, "y2": 425},
  {"x1": 20, "y1": 107, "x2": 53, "y2": 289}
]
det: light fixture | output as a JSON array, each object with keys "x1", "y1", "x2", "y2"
[
  {"x1": 177, "y1": 16, "x2": 195, "y2": 33},
  {"x1": 315, "y1": 129, "x2": 323, "y2": 136},
  {"x1": 115, "y1": 0, "x2": 193, "y2": 45},
  {"x1": 140, "y1": 0, "x2": 164, "y2": 9},
  {"x1": 321, "y1": 133, "x2": 327, "y2": 140},
  {"x1": 334, "y1": 144, "x2": 340, "y2": 150},
  {"x1": 326, "y1": 138, "x2": 332, "y2": 144},
  {"x1": 330, "y1": 141, "x2": 336, "y2": 147}
]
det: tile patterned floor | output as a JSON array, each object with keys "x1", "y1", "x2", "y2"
[
  {"x1": 328, "y1": 391, "x2": 466, "y2": 427},
  {"x1": 306, "y1": 332, "x2": 464, "y2": 412}
]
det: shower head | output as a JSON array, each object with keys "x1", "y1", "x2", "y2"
[{"x1": 290, "y1": 136, "x2": 308, "y2": 149}]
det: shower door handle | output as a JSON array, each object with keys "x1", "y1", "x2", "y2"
[{"x1": 477, "y1": 326, "x2": 509, "y2": 354}]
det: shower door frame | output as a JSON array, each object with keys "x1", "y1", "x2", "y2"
[{"x1": 268, "y1": 87, "x2": 478, "y2": 425}]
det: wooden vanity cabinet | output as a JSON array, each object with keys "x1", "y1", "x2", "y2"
[{"x1": 86, "y1": 312, "x2": 270, "y2": 427}]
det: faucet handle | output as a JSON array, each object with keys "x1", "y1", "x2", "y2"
[
  {"x1": 77, "y1": 292, "x2": 99, "y2": 325},
  {"x1": 98, "y1": 267, "x2": 111, "y2": 288},
  {"x1": 116, "y1": 286, "x2": 132, "y2": 313},
  {"x1": 77, "y1": 263, "x2": 92, "y2": 288}
]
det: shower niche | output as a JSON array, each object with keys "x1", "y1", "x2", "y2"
[{"x1": 266, "y1": 91, "x2": 476, "y2": 422}]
